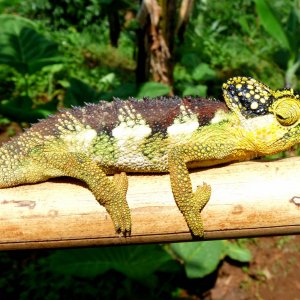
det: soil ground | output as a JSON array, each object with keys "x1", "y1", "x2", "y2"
[{"x1": 209, "y1": 235, "x2": 300, "y2": 300}]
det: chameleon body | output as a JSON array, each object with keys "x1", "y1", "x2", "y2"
[{"x1": 1, "y1": 77, "x2": 300, "y2": 237}]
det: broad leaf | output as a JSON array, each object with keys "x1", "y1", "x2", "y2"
[
  {"x1": 285, "y1": 6, "x2": 300, "y2": 56},
  {"x1": 137, "y1": 81, "x2": 171, "y2": 98},
  {"x1": 192, "y1": 63, "x2": 216, "y2": 81},
  {"x1": 0, "y1": 14, "x2": 36, "y2": 35},
  {"x1": 183, "y1": 84, "x2": 207, "y2": 97},
  {"x1": 100, "y1": 82, "x2": 137, "y2": 100},
  {"x1": 0, "y1": 27, "x2": 63, "y2": 75},
  {"x1": 47, "y1": 245, "x2": 172, "y2": 282},
  {"x1": 255, "y1": 0, "x2": 290, "y2": 50},
  {"x1": 0, "y1": 98, "x2": 53, "y2": 122},
  {"x1": 170, "y1": 240, "x2": 252, "y2": 279},
  {"x1": 170, "y1": 241, "x2": 225, "y2": 278},
  {"x1": 64, "y1": 77, "x2": 101, "y2": 106},
  {"x1": 225, "y1": 241, "x2": 252, "y2": 262}
]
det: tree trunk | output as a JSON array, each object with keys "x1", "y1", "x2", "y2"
[
  {"x1": 107, "y1": 9, "x2": 120, "y2": 47},
  {"x1": 136, "y1": 0, "x2": 180, "y2": 89}
]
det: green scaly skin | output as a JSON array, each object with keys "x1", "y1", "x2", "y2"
[{"x1": 1, "y1": 77, "x2": 300, "y2": 237}]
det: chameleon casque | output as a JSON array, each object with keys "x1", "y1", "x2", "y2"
[{"x1": 0, "y1": 76, "x2": 300, "y2": 237}]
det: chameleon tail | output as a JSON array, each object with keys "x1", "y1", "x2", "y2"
[
  {"x1": 0, "y1": 140, "x2": 27, "y2": 187},
  {"x1": 0, "y1": 138, "x2": 59, "y2": 188}
]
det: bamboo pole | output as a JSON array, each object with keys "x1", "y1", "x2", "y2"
[{"x1": 0, "y1": 157, "x2": 300, "y2": 250}]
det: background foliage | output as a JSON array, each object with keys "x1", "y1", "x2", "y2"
[{"x1": 0, "y1": 0, "x2": 299, "y2": 298}]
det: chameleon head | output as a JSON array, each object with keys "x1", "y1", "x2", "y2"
[
  {"x1": 222, "y1": 76, "x2": 300, "y2": 153},
  {"x1": 222, "y1": 76, "x2": 274, "y2": 118}
]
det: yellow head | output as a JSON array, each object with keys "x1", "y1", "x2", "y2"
[{"x1": 222, "y1": 76, "x2": 300, "y2": 153}]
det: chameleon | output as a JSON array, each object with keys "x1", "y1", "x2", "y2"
[{"x1": 0, "y1": 76, "x2": 300, "y2": 237}]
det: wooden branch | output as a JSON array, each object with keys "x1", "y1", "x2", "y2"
[{"x1": 1, "y1": 157, "x2": 300, "y2": 250}]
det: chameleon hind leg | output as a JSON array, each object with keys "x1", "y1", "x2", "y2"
[
  {"x1": 41, "y1": 151, "x2": 131, "y2": 234},
  {"x1": 168, "y1": 141, "x2": 234, "y2": 237}
]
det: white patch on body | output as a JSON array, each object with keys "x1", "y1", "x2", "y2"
[
  {"x1": 112, "y1": 121, "x2": 152, "y2": 141},
  {"x1": 63, "y1": 128, "x2": 97, "y2": 151},
  {"x1": 112, "y1": 104, "x2": 152, "y2": 168},
  {"x1": 210, "y1": 109, "x2": 230, "y2": 124},
  {"x1": 167, "y1": 105, "x2": 199, "y2": 137}
]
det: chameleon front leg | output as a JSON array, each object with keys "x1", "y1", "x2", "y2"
[
  {"x1": 168, "y1": 143, "x2": 221, "y2": 237},
  {"x1": 42, "y1": 152, "x2": 131, "y2": 234}
]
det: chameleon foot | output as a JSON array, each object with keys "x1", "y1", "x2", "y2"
[
  {"x1": 104, "y1": 172, "x2": 131, "y2": 235},
  {"x1": 104, "y1": 195, "x2": 131, "y2": 235},
  {"x1": 183, "y1": 183, "x2": 211, "y2": 237}
]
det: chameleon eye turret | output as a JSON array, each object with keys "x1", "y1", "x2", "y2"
[
  {"x1": 222, "y1": 76, "x2": 274, "y2": 118},
  {"x1": 271, "y1": 97, "x2": 300, "y2": 126}
]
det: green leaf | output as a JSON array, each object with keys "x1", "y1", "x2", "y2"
[
  {"x1": 64, "y1": 78, "x2": 101, "y2": 106},
  {"x1": 42, "y1": 63, "x2": 64, "y2": 74},
  {"x1": 0, "y1": 1, "x2": 22, "y2": 13},
  {"x1": 238, "y1": 15, "x2": 251, "y2": 35},
  {"x1": 174, "y1": 64, "x2": 192, "y2": 82},
  {"x1": 170, "y1": 241, "x2": 226, "y2": 278},
  {"x1": 255, "y1": 0, "x2": 290, "y2": 49},
  {"x1": 137, "y1": 82, "x2": 171, "y2": 98},
  {"x1": 0, "y1": 27, "x2": 63, "y2": 75},
  {"x1": 170, "y1": 240, "x2": 252, "y2": 279},
  {"x1": 99, "y1": 72, "x2": 116, "y2": 85},
  {"x1": 0, "y1": 99, "x2": 53, "y2": 122},
  {"x1": 47, "y1": 245, "x2": 172, "y2": 282},
  {"x1": 100, "y1": 83, "x2": 137, "y2": 100},
  {"x1": 182, "y1": 84, "x2": 207, "y2": 97},
  {"x1": 285, "y1": 6, "x2": 300, "y2": 56},
  {"x1": 192, "y1": 63, "x2": 216, "y2": 81},
  {"x1": 225, "y1": 242, "x2": 252, "y2": 262},
  {"x1": 0, "y1": 117, "x2": 10, "y2": 126},
  {"x1": 0, "y1": 14, "x2": 36, "y2": 35},
  {"x1": 181, "y1": 53, "x2": 201, "y2": 69}
]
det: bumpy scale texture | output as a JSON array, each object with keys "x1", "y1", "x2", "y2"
[{"x1": 1, "y1": 77, "x2": 300, "y2": 237}]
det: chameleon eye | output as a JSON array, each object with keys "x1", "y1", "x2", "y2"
[
  {"x1": 222, "y1": 77, "x2": 274, "y2": 118},
  {"x1": 271, "y1": 97, "x2": 300, "y2": 126}
]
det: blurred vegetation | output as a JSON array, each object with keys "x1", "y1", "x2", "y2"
[
  {"x1": 0, "y1": 0, "x2": 299, "y2": 298},
  {"x1": 0, "y1": 241, "x2": 251, "y2": 299}
]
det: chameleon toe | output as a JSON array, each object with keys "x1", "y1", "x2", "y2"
[{"x1": 194, "y1": 183, "x2": 211, "y2": 211}]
